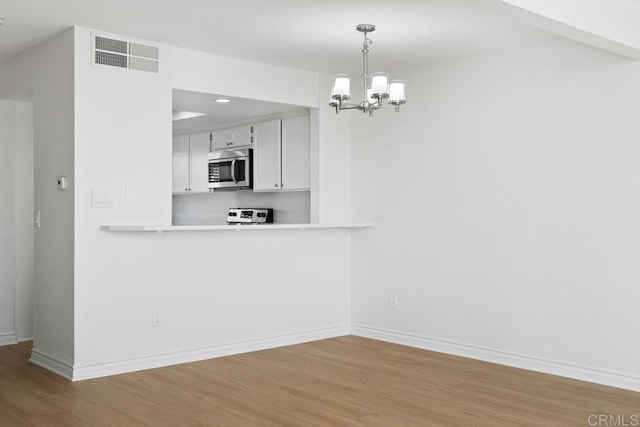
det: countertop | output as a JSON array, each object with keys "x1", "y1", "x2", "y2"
[{"x1": 101, "y1": 223, "x2": 374, "y2": 232}]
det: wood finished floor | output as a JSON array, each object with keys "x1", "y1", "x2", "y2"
[{"x1": 0, "y1": 337, "x2": 638, "y2": 426}]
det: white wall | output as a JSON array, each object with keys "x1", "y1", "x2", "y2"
[
  {"x1": 470, "y1": 0, "x2": 640, "y2": 58},
  {"x1": 311, "y1": 74, "x2": 352, "y2": 224},
  {"x1": 171, "y1": 48, "x2": 319, "y2": 107},
  {"x1": 0, "y1": 100, "x2": 17, "y2": 345},
  {"x1": 73, "y1": 26, "x2": 173, "y2": 369},
  {"x1": 14, "y1": 101, "x2": 35, "y2": 341},
  {"x1": 72, "y1": 28, "x2": 351, "y2": 377},
  {"x1": 0, "y1": 30, "x2": 74, "y2": 364},
  {"x1": 0, "y1": 100, "x2": 33, "y2": 345},
  {"x1": 351, "y1": 37, "x2": 640, "y2": 389}
]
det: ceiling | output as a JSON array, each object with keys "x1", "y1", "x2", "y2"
[
  {"x1": 172, "y1": 90, "x2": 307, "y2": 132},
  {"x1": 1, "y1": 0, "x2": 551, "y2": 127},
  {"x1": 0, "y1": 0, "x2": 550, "y2": 73}
]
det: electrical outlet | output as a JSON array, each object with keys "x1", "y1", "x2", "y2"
[
  {"x1": 151, "y1": 311, "x2": 162, "y2": 327},
  {"x1": 389, "y1": 292, "x2": 399, "y2": 308}
]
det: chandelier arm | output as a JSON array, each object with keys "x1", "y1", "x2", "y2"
[
  {"x1": 375, "y1": 104, "x2": 404, "y2": 112},
  {"x1": 330, "y1": 101, "x2": 361, "y2": 113},
  {"x1": 337, "y1": 100, "x2": 360, "y2": 108}
]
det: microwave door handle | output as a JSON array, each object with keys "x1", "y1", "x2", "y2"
[{"x1": 231, "y1": 159, "x2": 238, "y2": 183}]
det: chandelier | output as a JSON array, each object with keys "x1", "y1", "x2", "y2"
[{"x1": 330, "y1": 24, "x2": 406, "y2": 116}]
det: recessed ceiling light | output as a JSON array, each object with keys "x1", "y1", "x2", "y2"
[{"x1": 215, "y1": 98, "x2": 231, "y2": 103}]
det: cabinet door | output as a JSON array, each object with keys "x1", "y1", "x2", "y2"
[
  {"x1": 229, "y1": 125, "x2": 253, "y2": 148},
  {"x1": 189, "y1": 131, "x2": 211, "y2": 193},
  {"x1": 281, "y1": 116, "x2": 310, "y2": 191},
  {"x1": 172, "y1": 134, "x2": 190, "y2": 193},
  {"x1": 253, "y1": 119, "x2": 281, "y2": 192},
  {"x1": 211, "y1": 129, "x2": 231, "y2": 150}
]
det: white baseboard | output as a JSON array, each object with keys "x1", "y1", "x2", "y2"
[
  {"x1": 352, "y1": 324, "x2": 640, "y2": 393},
  {"x1": 72, "y1": 325, "x2": 350, "y2": 381},
  {"x1": 30, "y1": 349, "x2": 74, "y2": 380},
  {"x1": 0, "y1": 332, "x2": 18, "y2": 346}
]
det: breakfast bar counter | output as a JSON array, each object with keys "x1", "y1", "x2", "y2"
[{"x1": 101, "y1": 223, "x2": 374, "y2": 232}]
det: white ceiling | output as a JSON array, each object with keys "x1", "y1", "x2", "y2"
[
  {"x1": 172, "y1": 90, "x2": 307, "y2": 132},
  {"x1": 1, "y1": 0, "x2": 551, "y2": 127},
  {"x1": 0, "y1": 0, "x2": 550, "y2": 73}
]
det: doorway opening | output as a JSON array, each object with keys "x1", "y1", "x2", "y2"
[{"x1": 0, "y1": 92, "x2": 35, "y2": 346}]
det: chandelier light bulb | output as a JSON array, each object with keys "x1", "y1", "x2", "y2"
[
  {"x1": 389, "y1": 80, "x2": 406, "y2": 104},
  {"x1": 331, "y1": 74, "x2": 351, "y2": 100},
  {"x1": 370, "y1": 72, "x2": 389, "y2": 98}
]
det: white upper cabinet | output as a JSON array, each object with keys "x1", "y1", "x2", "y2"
[
  {"x1": 229, "y1": 125, "x2": 253, "y2": 148},
  {"x1": 210, "y1": 128, "x2": 230, "y2": 151},
  {"x1": 281, "y1": 116, "x2": 310, "y2": 191},
  {"x1": 253, "y1": 119, "x2": 282, "y2": 191},
  {"x1": 210, "y1": 125, "x2": 253, "y2": 150},
  {"x1": 253, "y1": 115, "x2": 309, "y2": 192},
  {"x1": 172, "y1": 131, "x2": 211, "y2": 194}
]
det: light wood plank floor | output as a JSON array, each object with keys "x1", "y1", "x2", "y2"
[{"x1": 1, "y1": 336, "x2": 638, "y2": 426}]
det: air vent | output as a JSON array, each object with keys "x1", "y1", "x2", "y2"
[
  {"x1": 93, "y1": 35, "x2": 159, "y2": 73},
  {"x1": 95, "y1": 51, "x2": 127, "y2": 68}
]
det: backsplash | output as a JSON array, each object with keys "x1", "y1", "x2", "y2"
[{"x1": 172, "y1": 191, "x2": 310, "y2": 225}]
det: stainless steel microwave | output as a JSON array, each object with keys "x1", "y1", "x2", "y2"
[{"x1": 207, "y1": 148, "x2": 252, "y2": 190}]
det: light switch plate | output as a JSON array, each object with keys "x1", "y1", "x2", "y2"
[{"x1": 92, "y1": 190, "x2": 115, "y2": 208}]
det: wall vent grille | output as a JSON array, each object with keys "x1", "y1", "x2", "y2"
[{"x1": 93, "y1": 35, "x2": 159, "y2": 73}]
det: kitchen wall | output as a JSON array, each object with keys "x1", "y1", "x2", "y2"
[
  {"x1": 351, "y1": 36, "x2": 640, "y2": 390},
  {"x1": 172, "y1": 191, "x2": 310, "y2": 225},
  {"x1": 71, "y1": 27, "x2": 351, "y2": 378},
  {"x1": 0, "y1": 30, "x2": 74, "y2": 367}
]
